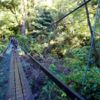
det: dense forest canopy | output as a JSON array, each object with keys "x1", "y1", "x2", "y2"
[{"x1": 0, "y1": 0, "x2": 100, "y2": 100}]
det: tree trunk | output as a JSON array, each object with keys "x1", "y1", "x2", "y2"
[
  {"x1": 21, "y1": 20, "x2": 26, "y2": 36},
  {"x1": 20, "y1": 0, "x2": 27, "y2": 36}
]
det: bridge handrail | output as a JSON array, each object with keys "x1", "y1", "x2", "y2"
[{"x1": 21, "y1": 46, "x2": 85, "y2": 100}]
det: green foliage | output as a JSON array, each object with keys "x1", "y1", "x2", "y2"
[
  {"x1": 82, "y1": 67, "x2": 100, "y2": 100},
  {"x1": 30, "y1": 6, "x2": 54, "y2": 38},
  {"x1": 48, "y1": 63, "x2": 100, "y2": 100},
  {"x1": 71, "y1": 46, "x2": 89, "y2": 61},
  {"x1": 18, "y1": 36, "x2": 30, "y2": 52},
  {"x1": 49, "y1": 64, "x2": 57, "y2": 73},
  {"x1": 63, "y1": 67, "x2": 100, "y2": 100},
  {"x1": 91, "y1": 0, "x2": 98, "y2": 6},
  {"x1": 64, "y1": 57, "x2": 83, "y2": 71},
  {"x1": 39, "y1": 80, "x2": 68, "y2": 100},
  {"x1": 0, "y1": 45, "x2": 5, "y2": 54},
  {"x1": 0, "y1": 40, "x2": 8, "y2": 54},
  {"x1": 30, "y1": 42, "x2": 44, "y2": 55}
]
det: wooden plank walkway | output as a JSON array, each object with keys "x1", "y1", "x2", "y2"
[{"x1": 7, "y1": 50, "x2": 34, "y2": 100}]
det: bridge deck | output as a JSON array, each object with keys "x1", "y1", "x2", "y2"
[{"x1": 7, "y1": 50, "x2": 34, "y2": 100}]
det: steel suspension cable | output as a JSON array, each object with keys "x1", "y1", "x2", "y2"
[
  {"x1": 82, "y1": 0, "x2": 99, "y2": 85},
  {"x1": 51, "y1": 0, "x2": 91, "y2": 26},
  {"x1": 41, "y1": 0, "x2": 91, "y2": 32}
]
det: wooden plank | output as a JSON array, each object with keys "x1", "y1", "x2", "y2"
[
  {"x1": 7, "y1": 53, "x2": 16, "y2": 100},
  {"x1": 7, "y1": 50, "x2": 34, "y2": 100},
  {"x1": 14, "y1": 55, "x2": 24, "y2": 100},
  {"x1": 16, "y1": 52, "x2": 34, "y2": 100}
]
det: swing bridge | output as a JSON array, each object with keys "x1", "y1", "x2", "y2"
[{"x1": 0, "y1": 0, "x2": 100, "y2": 100}]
